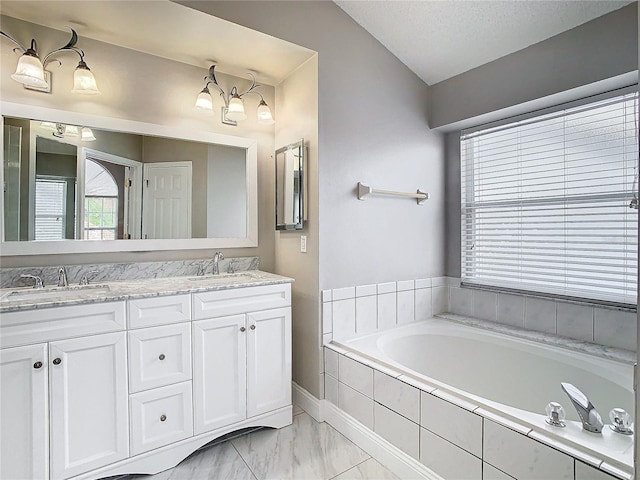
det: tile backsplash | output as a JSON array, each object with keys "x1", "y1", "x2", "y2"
[{"x1": 323, "y1": 277, "x2": 636, "y2": 352}]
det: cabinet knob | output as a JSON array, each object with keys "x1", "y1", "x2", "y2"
[
  {"x1": 33, "y1": 361, "x2": 43, "y2": 369},
  {"x1": 250, "y1": 324, "x2": 256, "y2": 330},
  {"x1": 52, "y1": 358, "x2": 62, "y2": 365},
  {"x1": 160, "y1": 414, "x2": 167, "y2": 422},
  {"x1": 240, "y1": 326, "x2": 246, "y2": 332},
  {"x1": 158, "y1": 354, "x2": 166, "y2": 361}
]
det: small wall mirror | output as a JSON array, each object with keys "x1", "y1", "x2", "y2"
[{"x1": 275, "y1": 139, "x2": 305, "y2": 230}]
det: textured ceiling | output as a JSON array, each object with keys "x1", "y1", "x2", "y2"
[{"x1": 335, "y1": 0, "x2": 634, "y2": 86}]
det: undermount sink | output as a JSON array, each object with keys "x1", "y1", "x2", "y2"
[
  {"x1": 1, "y1": 284, "x2": 111, "y2": 302},
  {"x1": 187, "y1": 273, "x2": 257, "y2": 283}
]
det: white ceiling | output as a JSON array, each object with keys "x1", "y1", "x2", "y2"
[
  {"x1": 0, "y1": 0, "x2": 315, "y2": 86},
  {"x1": 335, "y1": 0, "x2": 634, "y2": 86}
]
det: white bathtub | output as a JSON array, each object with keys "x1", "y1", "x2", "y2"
[{"x1": 337, "y1": 316, "x2": 635, "y2": 477}]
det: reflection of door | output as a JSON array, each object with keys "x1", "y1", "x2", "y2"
[{"x1": 142, "y1": 162, "x2": 192, "y2": 239}]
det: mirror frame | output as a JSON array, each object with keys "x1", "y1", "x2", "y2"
[{"x1": 0, "y1": 101, "x2": 258, "y2": 255}]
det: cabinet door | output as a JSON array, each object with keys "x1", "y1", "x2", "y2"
[
  {"x1": 246, "y1": 308, "x2": 291, "y2": 418},
  {"x1": 193, "y1": 315, "x2": 246, "y2": 434},
  {"x1": 0, "y1": 344, "x2": 48, "y2": 480},
  {"x1": 50, "y1": 332, "x2": 129, "y2": 480}
]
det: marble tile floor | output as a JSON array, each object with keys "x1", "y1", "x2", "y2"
[{"x1": 124, "y1": 407, "x2": 399, "y2": 480}]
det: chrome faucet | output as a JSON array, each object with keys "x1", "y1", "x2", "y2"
[
  {"x1": 79, "y1": 270, "x2": 99, "y2": 285},
  {"x1": 20, "y1": 274, "x2": 44, "y2": 288},
  {"x1": 212, "y1": 252, "x2": 224, "y2": 275},
  {"x1": 561, "y1": 382, "x2": 604, "y2": 433},
  {"x1": 57, "y1": 267, "x2": 69, "y2": 287}
]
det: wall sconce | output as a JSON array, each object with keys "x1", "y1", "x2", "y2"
[
  {"x1": 195, "y1": 65, "x2": 274, "y2": 126},
  {"x1": 1, "y1": 27, "x2": 100, "y2": 95},
  {"x1": 40, "y1": 122, "x2": 96, "y2": 141}
]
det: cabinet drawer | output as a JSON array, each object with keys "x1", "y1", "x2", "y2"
[
  {"x1": 193, "y1": 284, "x2": 291, "y2": 320},
  {"x1": 130, "y1": 382, "x2": 193, "y2": 456},
  {"x1": 129, "y1": 323, "x2": 192, "y2": 393},
  {"x1": 128, "y1": 294, "x2": 191, "y2": 329},
  {"x1": 0, "y1": 302, "x2": 125, "y2": 349}
]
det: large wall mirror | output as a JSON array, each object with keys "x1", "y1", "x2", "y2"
[{"x1": 0, "y1": 102, "x2": 258, "y2": 255}]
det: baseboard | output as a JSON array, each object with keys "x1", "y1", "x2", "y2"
[
  {"x1": 323, "y1": 401, "x2": 443, "y2": 480},
  {"x1": 292, "y1": 381, "x2": 324, "y2": 422}
]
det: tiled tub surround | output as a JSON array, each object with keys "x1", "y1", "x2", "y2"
[
  {"x1": 0, "y1": 256, "x2": 259, "y2": 288},
  {"x1": 322, "y1": 277, "x2": 637, "y2": 352},
  {"x1": 323, "y1": 317, "x2": 634, "y2": 480}
]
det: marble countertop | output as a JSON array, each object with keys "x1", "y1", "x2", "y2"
[{"x1": 0, "y1": 271, "x2": 293, "y2": 313}]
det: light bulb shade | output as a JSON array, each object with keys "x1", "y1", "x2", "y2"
[
  {"x1": 72, "y1": 62, "x2": 100, "y2": 95},
  {"x1": 195, "y1": 88, "x2": 213, "y2": 110},
  {"x1": 11, "y1": 53, "x2": 48, "y2": 88},
  {"x1": 257, "y1": 100, "x2": 274, "y2": 125},
  {"x1": 81, "y1": 127, "x2": 96, "y2": 141},
  {"x1": 226, "y1": 95, "x2": 247, "y2": 121},
  {"x1": 64, "y1": 125, "x2": 80, "y2": 137},
  {"x1": 40, "y1": 122, "x2": 57, "y2": 132}
]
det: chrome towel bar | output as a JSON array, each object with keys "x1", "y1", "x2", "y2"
[{"x1": 357, "y1": 182, "x2": 429, "y2": 205}]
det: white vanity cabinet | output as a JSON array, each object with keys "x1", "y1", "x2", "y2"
[
  {"x1": 0, "y1": 343, "x2": 49, "y2": 480},
  {"x1": 192, "y1": 284, "x2": 292, "y2": 435},
  {"x1": 0, "y1": 302, "x2": 129, "y2": 480},
  {"x1": 0, "y1": 278, "x2": 292, "y2": 480}
]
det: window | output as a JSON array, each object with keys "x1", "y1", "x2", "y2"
[
  {"x1": 83, "y1": 159, "x2": 118, "y2": 240},
  {"x1": 34, "y1": 177, "x2": 67, "y2": 240},
  {"x1": 460, "y1": 90, "x2": 638, "y2": 306}
]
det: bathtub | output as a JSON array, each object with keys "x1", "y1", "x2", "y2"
[{"x1": 334, "y1": 316, "x2": 635, "y2": 478}]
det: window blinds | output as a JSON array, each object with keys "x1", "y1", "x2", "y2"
[
  {"x1": 35, "y1": 178, "x2": 67, "y2": 240},
  {"x1": 460, "y1": 91, "x2": 639, "y2": 306}
]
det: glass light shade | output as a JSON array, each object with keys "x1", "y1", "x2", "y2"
[
  {"x1": 40, "y1": 122, "x2": 57, "y2": 132},
  {"x1": 81, "y1": 127, "x2": 96, "y2": 141},
  {"x1": 257, "y1": 101, "x2": 274, "y2": 125},
  {"x1": 11, "y1": 54, "x2": 48, "y2": 88},
  {"x1": 72, "y1": 63, "x2": 100, "y2": 95},
  {"x1": 64, "y1": 125, "x2": 80, "y2": 137},
  {"x1": 195, "y1": 88, "x2": 213, "y2": 110},
  {"x1": 226, "y1": 95, "x2": 247, "y2": 121}
]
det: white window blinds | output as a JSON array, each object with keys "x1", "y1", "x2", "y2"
[
  {"x1": 35, "y1": 178, "x2": 67, "y2": 240},
  {"x1": 460, "y1": 91, "x2": 639, "y2": 306}
]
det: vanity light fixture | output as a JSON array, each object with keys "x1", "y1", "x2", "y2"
[
  {"x1": 195, "y1": 65, "x2": 274, "y2": 126},
  {"x1": 43, "y1": 122, "x2": 96, "y2": 142},
  {"x1": 1, "y1": 27, "x2": 100, "y2": 95}
]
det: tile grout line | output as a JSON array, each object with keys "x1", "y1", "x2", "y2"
[
  {"x1": 326, "y1": 457, "x2": 372, "y2": 480},
  {"x1": 231, "y1": 440, "x2": 260, "y2": 480}
]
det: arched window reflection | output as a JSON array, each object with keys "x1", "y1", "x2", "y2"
[{"x1": 84, "y1": 159, "x2": 118, "y2": 239}]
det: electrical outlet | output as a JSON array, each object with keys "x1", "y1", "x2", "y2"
[{"x1": 300, "y1": 235, "x2": 307, "y2": 253}]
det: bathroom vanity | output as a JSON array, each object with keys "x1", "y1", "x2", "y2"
[{"x1": 0, "y1": 271, "x2": 293, "y2": 480}]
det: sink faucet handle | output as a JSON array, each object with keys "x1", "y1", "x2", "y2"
[
  {"x1": 20, "y1": 274, "x2": 45, "y2": 288},
  {"x1": 79, "y1": 270, "x2": 100, "y2": 285},
  {"x1": 227, "y1": 259, "x2": 238, "y2": 274}
]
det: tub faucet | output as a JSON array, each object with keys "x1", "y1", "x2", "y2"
[
  {"x1": 561, "y1": 382, "x2": 604, "y2": 433},
  {"x1": 57, "y1": 267, "x2": 68, "y2": 287},
  {"x1": 212, "y1": 252, "x2": 224, "y2": 275}
]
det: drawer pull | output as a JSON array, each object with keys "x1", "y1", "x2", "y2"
[
  {"x1": 240, "y1": 326, "x2": 246, "y2": 332},
  {"x1": 250, "y1": 324, "x2": 256, "y2": 330},
  {"x1": 33, "y1": 361, "x2": 43, "y2": 369},
  {"x1": 158, "y1": 354, "x2": 166, "y2": 361},
  {"x1": 52, "y1": 358, "x2": 62, "y2": 365},
  {"x1": 160, "y1": 414, "x2": 167, "y2": 422}
]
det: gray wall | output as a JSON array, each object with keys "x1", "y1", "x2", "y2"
[
  {"x1": 179, "y1": 1, "x2": 446, "y2": 398},
  {"x1": 430, "y1": 3, "x2": 638, "y2": 130}
]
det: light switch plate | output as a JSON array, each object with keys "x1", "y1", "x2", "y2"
[{"x1": 300, "y1": 235, "x2": 307, "y2": 253}]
